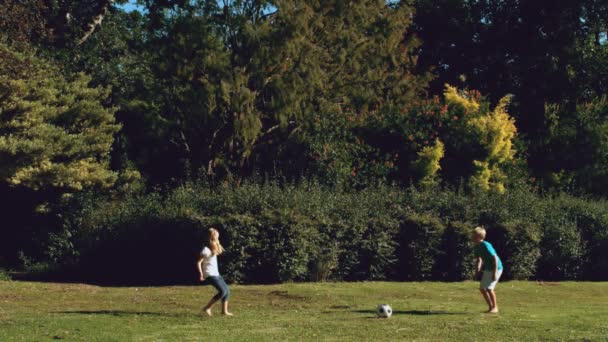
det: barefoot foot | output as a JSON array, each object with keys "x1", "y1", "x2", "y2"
[
  {"x1": 488, "y1": 308, "x2": 499, "y2": 314},
  {"x1": 203, "y1": 308, "x2": 212, "y2": 316},
  {"x1": 222, "y1": 311, "x2": 234, "y2": 316}
]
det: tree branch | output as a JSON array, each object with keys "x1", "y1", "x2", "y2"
[{"x1": 77, "y1": 0, "x2": 114, "y2": 45}]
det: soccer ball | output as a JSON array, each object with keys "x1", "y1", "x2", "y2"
[{"x1": 376, "y1": 304, "x2": 392, "y2": 318}]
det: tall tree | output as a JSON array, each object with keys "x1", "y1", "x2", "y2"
[
  {"x1": 413, "y1": 0, "x2": 608, "y2": 190},
  {"x1": 0, "y1": 44, "x2": 121, "y2": 265},
  {"x1": 133, "y1": 0, "x2": 428, "y2": 181}
]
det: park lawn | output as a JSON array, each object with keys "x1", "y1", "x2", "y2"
[{"x1": 0, "y1": 281, "x2": 606, "y2": 341}]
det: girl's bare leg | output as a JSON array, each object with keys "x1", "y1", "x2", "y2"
[
  {"x1": 203, "y1": 296, "x2": 219, "y2": 316},
  {"x1": 222, "y1": 301, "x2": 233, "y2": 316}
]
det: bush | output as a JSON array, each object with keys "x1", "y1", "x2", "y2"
[
  {"x1": 394, "y1": 213, "x2": 446, "y2": 280},
  {"x1": 552, "y1": 196, "x2": 608, "y2": 280},
  {"x1": 78, "y1": 215, "x2": 209, "y2": 284},
  {"x1": 434, "y1": 221, "x2": 476, "y2": 281},
  {"x1": 552, "y1": 197, "x2": 608, "y2": 280},
  {"x1": 214, "y1": 214, "x2": 259, "y2": 284},
  {"x1": 347, "y1": 218, "x2": 399, "y2": 281},
  {"x1": 66, "y1": 183, "x2": 403, "y2": 284},
  {"x1": 0, "y1": 268, "x2": 11, "y2": 281},
  {"x1": 242, "y1": 209, "x2": 316, "y2": 283},
  {"x1": 536, "y1": 219, "x2": 586, "y2": 280},
  {"x1": 49, "y1": 182, "x2": 608, "y2": 284},
  {"x1": 487, "y1": 221, "x2": 541, "y2": 280},
  {"x1": 582, "y1": 215, "x2": 608, "y2": 280}
]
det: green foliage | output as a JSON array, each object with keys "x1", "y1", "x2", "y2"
[
  {"x1": 435, "y1": 221, "x2": 476, "y2": 281},
  {"x1": 487, "y1": 221, "x2": 541, "y2": 280},
  {"x1": 3, "y1": 0, "x2": 608, "y2": 282},
  {"x1": 578, "y1": 216, "x2": 608, "y2": 281},
  {"x1": 120, "y1": 0, "x2": 429, "y2": 181},
  {"x1": 0, "y1": 0, "x2": 131, "y2": 48},
  {"x1": 536, "y1": 220, "x2": 585, "y2": 280},
  {"x1": 305, "y1": 110, "x2": 387, "y2": 188},
  {"x1": 302, "y1": 85, "x2": 520, "y2": 191},
  {"x1": 541, "y1": 98, "x2": 608, "y2": 195},
  {"x1": 0, "y1": 43, "x2": 129, "y2": 268},
  {"x1": 394, "y1": 213, "x2": 446, "y2": 280},
  {"x1": 240, "y1": 209, "x2": 316, "y2": 283},
  {"x1": 443, "y1": 86, "x2": 518, "y2": 193},
  {"x1": 65, "y1": 183, "x2": 401, "y2": 283},
  {"x1": 0, "y1": 44, "x2": 121, "y2": 192},
  {"x1": 0, "y1": 268, "x2": 10, "y2": 281},
  {"x1": 414, "y1": 0, "x2": 608, "y2": 196},
  {"x1": 412, "y1": 139, "x2": 444, "y2": 186},
  {"x1": 550, "y1": 196, "x2": 608, "y2": 280},
  {"x1": 0, "y1": 0, "x2": 49, "y2": 47},
  {"x1": 444, "y1": 84, "x2": 480, "y2": 113},
  {"x1": 49, "y1": 182, "x2": 608, "y2": 283}
]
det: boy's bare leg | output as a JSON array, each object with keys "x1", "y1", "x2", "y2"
[
  {"x1": 479, "y1": 289, "x2": 492, "y2": 312},
  {"x1": 222, "y1": 301, "x2": 233, "y2": 316},
  {"x1": 487, "y1": 290, "x2": 498, "y2": 313}
]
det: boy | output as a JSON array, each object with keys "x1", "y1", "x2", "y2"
[{"x1": 471, "y1": 226, "x2": 503, "y2": 313}]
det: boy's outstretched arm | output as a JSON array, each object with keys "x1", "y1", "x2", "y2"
[
  {"x1": 492, "y1": 255, "x2": 499, "y2": 281},
  {"x1": 196, "y1": 255, "x2": 205, "y2": 282}
]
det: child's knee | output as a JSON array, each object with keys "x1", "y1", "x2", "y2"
[{"x1": 220, "y1": 287, "x2": 230, "y2": 300}]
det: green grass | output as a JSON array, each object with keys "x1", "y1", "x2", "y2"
[{"x1": 0, "y1": 281, "x2": 607, "y2": 341}]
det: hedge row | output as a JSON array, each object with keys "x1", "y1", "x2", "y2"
[{"x1": 57, "y1": 183, "x2": 608, "y2": 284}]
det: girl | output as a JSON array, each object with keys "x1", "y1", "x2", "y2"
[{"x1": 196, "y1": 228, "x2": 233, "y2": 316}]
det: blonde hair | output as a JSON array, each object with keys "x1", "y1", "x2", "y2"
[
  {"x1": 208, "y1": 228, "x2": 225, "y2": 256},
  {"x1": 473, "y1": 226, "x2": 486, "y2": 239}
]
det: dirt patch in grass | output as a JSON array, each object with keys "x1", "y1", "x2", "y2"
[
  {"x1": 535, "y1": 281, "x2": 561, "y2": 286},
  {"x1": 268, "y1": 290, "x2": 308, "y2": 301},
  {"x1": 0, "y1": 294, "x2": 24, "y2": 301}
]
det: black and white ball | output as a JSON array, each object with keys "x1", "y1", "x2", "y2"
[{"x1": 376, "y1": 304, "x2": 392, "y2": 318}]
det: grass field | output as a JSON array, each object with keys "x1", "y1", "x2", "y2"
[{"x1": 1, "y1": 280, "x2": 607, "y2": 341}]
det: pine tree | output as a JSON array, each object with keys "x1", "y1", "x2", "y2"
[{"x1": 0, "y1": 44, "x2": 121, "y2": 192}]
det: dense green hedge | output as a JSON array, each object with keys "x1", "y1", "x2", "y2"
[{"x1": 56, "y1": 183, "x2": 608, "y2": 284}]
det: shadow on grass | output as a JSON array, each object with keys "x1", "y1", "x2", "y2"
[
  {"x1": 353, "y1": 309, "x2": 466, "y2": 316},
  {"x1": 55, "y1": 310, "x2": 191, "y2": 318},
  {"x1": 10, "y1": 271, "x2": 203, "y2": 287}
]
